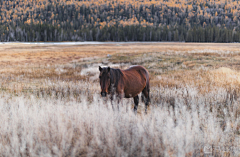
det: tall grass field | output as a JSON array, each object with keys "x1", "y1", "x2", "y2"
[{"x1": 0, "y1": 42, "x2": 240, "y2": 156}]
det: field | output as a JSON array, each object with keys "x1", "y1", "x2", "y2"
[{"x1": 1, "y1": 42, "x2": 240, "y2": 156}]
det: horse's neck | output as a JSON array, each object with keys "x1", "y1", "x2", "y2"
[{"x1": 110, "y1": 68, "x2": 123, "y2": 87}]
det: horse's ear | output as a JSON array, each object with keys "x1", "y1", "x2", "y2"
[
  {"x1": 99, "y1": 66, "x2": 102, "y2": 71},
  {"x1": 108, "y1": 67, "x2": 110, "y2": 72}
]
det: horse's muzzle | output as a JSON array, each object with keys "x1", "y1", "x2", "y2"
[{"x1": 101, "y1": 92, "x2": 107, "y2": 97}]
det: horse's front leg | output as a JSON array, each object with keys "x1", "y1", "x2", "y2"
[
  {"x1": 133, "y1": 95, "x2": 139, "y2": 114},
  {"x1": 116, "y1": 92, "x2": 124, "y2": 111},
  {"x1": 110, "y1": 91, "x2": 119, "y2": 111},
  {"x1": 110, "y1": 94, "x2": 115, "y2": 111}
]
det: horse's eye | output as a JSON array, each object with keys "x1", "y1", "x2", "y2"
[{"x1": 99, "y1": 76, "x2": 101, "y2": 78}]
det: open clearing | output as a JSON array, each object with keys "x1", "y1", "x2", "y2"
[
  {"x1": 0, "y1": 42, "x2": 240, "y2": 156},
  {"x1": 1, "y1": 42, "x2": 240, "y2": 94}
]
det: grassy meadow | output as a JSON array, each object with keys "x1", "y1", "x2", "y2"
[{"x1": 0, "y1": 42, "x2": 240, "y2": 156}]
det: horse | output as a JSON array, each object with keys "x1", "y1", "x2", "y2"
[{"x1": 98, "y1": 65, "x2": 150, "y2": 112}]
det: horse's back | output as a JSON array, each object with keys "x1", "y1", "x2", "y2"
[
  {"x1": 124, "y1": 65, "x2": 149, "y2": 80},
  {"x1": 121, "y1": 65, "x2": 150, "y2": 97},
  {"x1": 125, "y1": 65, "x2": 147, "y2": 71}
]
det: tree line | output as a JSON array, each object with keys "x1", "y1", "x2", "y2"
[{"x1": 0, "y1": 0, "x2": 240, "y2": 42}]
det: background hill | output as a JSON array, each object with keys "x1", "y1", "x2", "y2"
[{"x1": 1, "y1": 0, "x2": 240, "y2": 42}]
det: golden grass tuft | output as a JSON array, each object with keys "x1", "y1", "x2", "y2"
[{"x1": 210, "y1": 67, "x2": 240, "y2": 85}]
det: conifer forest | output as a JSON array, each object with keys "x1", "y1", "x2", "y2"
[{"x1": 0, "y1": 0, "x2": 240, "y2": 42}]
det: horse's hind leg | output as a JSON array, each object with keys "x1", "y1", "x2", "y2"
[
  {"x1": 133, "y1": 95, "x2": 139, "y2": 113},
  {"x1": 142, "y1": 86, "x2": 150, "y2": 113}
]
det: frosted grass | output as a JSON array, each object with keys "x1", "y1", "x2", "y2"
[
  {"x1": 187, "y1": 49, "x2": 236, "y2": 54},
  {"x1": 0, "y1": 85, "x2": 239, "y2": 156}
]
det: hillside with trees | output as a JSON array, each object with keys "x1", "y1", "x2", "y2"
[{"x1": 1, "y1": 0, "x2": 240, "y2": 42}]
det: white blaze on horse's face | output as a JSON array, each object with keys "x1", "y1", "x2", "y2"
[{"x1": 99, "y1": 66, "x2": 111, "y2": 97}]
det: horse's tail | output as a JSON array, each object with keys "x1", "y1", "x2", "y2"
[
  {"x1": 141, "y1": 67, "x2": 150, "y2": 103},
  {"x1": 146, "y1": 69, "x2": 150, "y2": 102}
]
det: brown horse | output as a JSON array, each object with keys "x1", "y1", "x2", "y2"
[{"x1": 99, "y1": 65, "x2": 150, "y2": 112}]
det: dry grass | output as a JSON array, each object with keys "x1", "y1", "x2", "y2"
[
  {"x1": 1, "y1": 42, "x2": 240, "y2": 102},
  {"x1": 0, "y1": 42, "x2": 240, "y2": 156},
  {"x1": 0, "y1": 42, "x2": 240, "y2": 99}
]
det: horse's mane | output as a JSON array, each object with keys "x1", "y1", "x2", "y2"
[{"x1": 110, "y1": 68, "x2": 123, "y2": 88}]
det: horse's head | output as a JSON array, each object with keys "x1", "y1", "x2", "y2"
[{"x1": 99, "y1": 66, "x2": 111, "y2": 97}]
